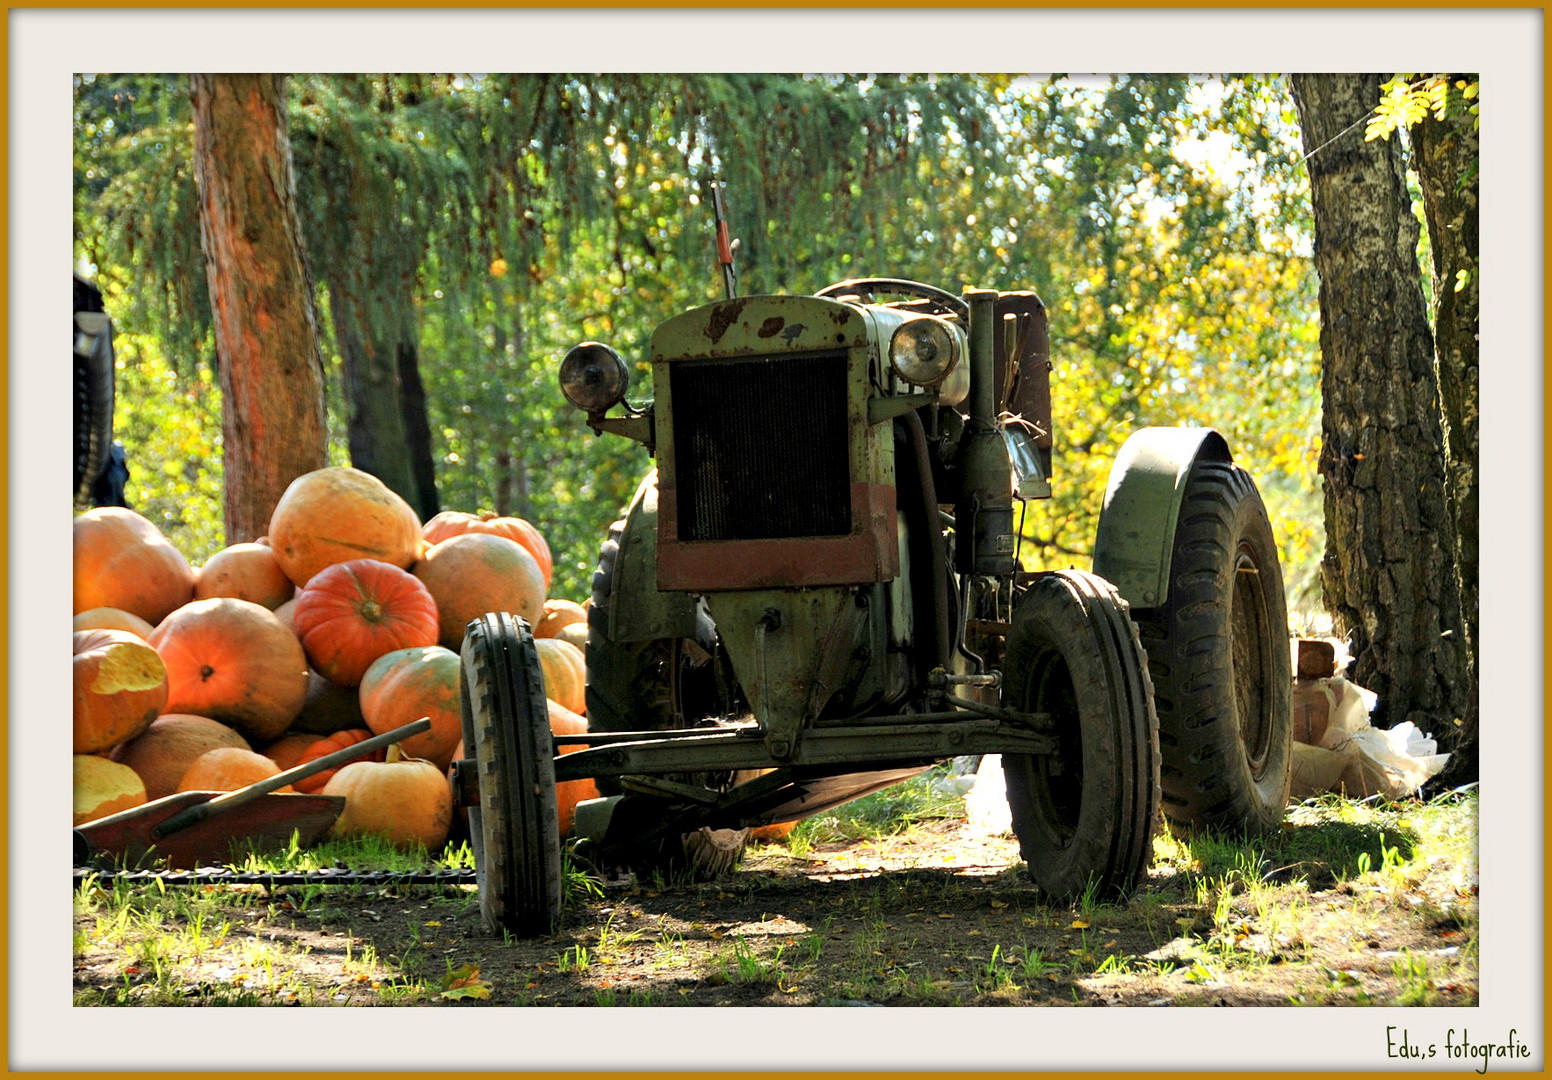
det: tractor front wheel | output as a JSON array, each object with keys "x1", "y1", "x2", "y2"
[
  {"x1": 460, "y1": 612, "x2": 563, "y2": 937},
  {"x1": 1002, "y1": 569, "x2": 1160, "y2": 901}
]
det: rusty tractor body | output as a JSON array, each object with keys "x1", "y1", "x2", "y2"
[{"x1": 456, "y1": 276, "x2": 1292, "y2": 937}]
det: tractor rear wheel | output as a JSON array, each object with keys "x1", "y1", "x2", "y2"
[
  {"x1": 1002, "y1": 570, "x2": 1160, "y2": 901},
  {"x1": 460, "y1": 612, "x2": 562, "y2": 937},
  {"x1": 1132, "y1": 459, "x2": 1292, "y2": 835}
]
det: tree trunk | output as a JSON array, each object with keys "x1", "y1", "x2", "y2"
[
  {"x1": 190, "y1": 73, "x2": 328, "y2": 543},
  {"x1": 327, "y1": 277, "x2": 417, "y2": 502},
  {"x1": 396, "y1": 340, "x2": 441, "y2": 520},
  {"x1": 1289, "y1": 74, "x2": 1473, "y2": 763},
  {"x1": 1411, "y1": 97, "x2": 1479, "y2": 774}
]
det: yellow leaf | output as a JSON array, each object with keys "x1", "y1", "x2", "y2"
[{"x1": 1070, "y1": 918, "x2": 1090, "y2": 929}]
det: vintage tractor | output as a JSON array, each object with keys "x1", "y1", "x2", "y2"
[{"x1": 455, "y1": 273, "x2": 1292, "y2": 937}]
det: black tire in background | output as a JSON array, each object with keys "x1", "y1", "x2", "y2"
[
  {"x1": 585, "y1": 512, "x2": 749, "y2": 879},
  {"x1": 1002, "y1": 569, "x2": 1160, "y2": 901},
  {"x1": 460, "y1": 612, "x2": 562, "y2": 937},
  {"x1": 1132, "y1": 459, "x2": 1293, "y2": 835}
]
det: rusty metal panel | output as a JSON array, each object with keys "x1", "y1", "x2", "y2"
[
  {"x1": 993, "y1": 291, "x2": 1052, "y2": 475},
  {"x1": 653, "y1": 295, "x2": 898, "y2": 592},
  {"x1": 657, "y1": 483, "x2": 897, "y2": 591}
]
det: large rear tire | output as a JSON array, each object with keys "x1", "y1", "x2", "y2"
[
  {"x1": 460, "y1": 612, "x2": 562, "y2": 937},
  {"x1": 1002, "y1": 570, "x2": 1160, "y2": 901},
  {"x1": 1133, "y1": 459, "x2": 1292, "y2": 835}
]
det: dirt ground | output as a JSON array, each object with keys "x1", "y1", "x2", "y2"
[{"x1": 74, "y1": 810, "x2": 1477, "y2": 1010}]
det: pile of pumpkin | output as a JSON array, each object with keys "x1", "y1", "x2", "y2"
[{"x1": 73, "y1": 465, "x2": 599, "y2": 856}]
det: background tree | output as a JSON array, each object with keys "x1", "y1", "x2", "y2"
[
  {"x1": 76, "y1": 74, "x2": 1323, "y2": 613},
  {"x1": 189, "y1": 73, "x2": 329, "y2": 542},
  {"x1": 1289, "y1": 73, "x2": 1472, "y2": 767}
]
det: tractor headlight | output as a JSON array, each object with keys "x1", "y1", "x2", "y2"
[
  {"x1": 889, "y1": 315, "x2": 965, "y2": 389},
  {"x1": 559, "y1": 341, "x2": 630, "y2": 413}
]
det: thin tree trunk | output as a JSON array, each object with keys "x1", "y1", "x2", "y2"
[
  {"x1": 328, "y1": 277, "x2": 417, "y2": 502},
  {"x1": 1411, "y1": 98, "x2": 1479, "y2": 776},
  {"x1": 1289, "y1": 73, "x2": 1472, "y2": 760},
  {"x1": 396, "y1": 340, "x2": 440, "y2": 520},
  {"x1": 190, "y1": 73, "x2": 328, "y2": 543}
]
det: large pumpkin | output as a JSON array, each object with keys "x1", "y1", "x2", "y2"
[
  {"x1": 422, "y1": 511, "x2": 553, "y2": 589},
  {"x1": 547, "y1": 699, "x2": 600, "y2": 839},
  {"x1": 535, "y1": 637, "x2": 587, "y2": 716},
  {"x1": 261, "y1": 731, "x2": 323, "y2": 773},
  {"x1": 322, "y1": 754, "x2": 453, "y2": 852},
  {"x1": 149, "y1": 598, "x2": 308, "y2": 743},
  {"x1": 73, "y1": 628, "x2": 168, "y2": 754},
  {"x1": 177, "y1": 747, "x2": 292, "y2": 793},
  {"x1": 267, "y1": 466, "x2": 423, "y2": 587},
  {"x1": 194, "y1": 542, "x2": 295, "y2": 610},
  {"x1": 412, "y1": 533, "x2": 546, "y2": 651},
  {"x1": 290, "y1": 728, "x2": 385, "y2": 794},
  {"x1": 534, "y1": 598, "x2": 587, "y2": 640},
  {"x1": 74, "y1": 755, "x2": 147, "y2": 825},
  {"x1": 73, "y1": 507, "x2": 195, "y2": 624},
  {"x1": 73, "y1": 607, "x2": 156, "y2": 639},
  {"x1": 291, "y1": 559, "x2": 440, "y2": 686},
  {"x1": 110, "y1": 713, "x2": 251, "y2": 801},
  {"x1": 357, "y1": 646, "x2": 463, "y2": 770}
]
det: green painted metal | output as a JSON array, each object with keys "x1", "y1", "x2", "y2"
[
  {"x1": 607, "y1": 468, "x2": 704, "y2": 643},
  {"x1": 703, "y1": 585, "x2": 872, "y2": 758},
  {"x1": 1090, "y1": 426, "x2": 1233, "y2": 608}
]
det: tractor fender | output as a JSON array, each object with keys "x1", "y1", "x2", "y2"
[
  {"x1": 1090, "y1": 426, "x2": 1233, "y2": 609},
  {"x1": 607, "y1": 469, "x2": 709, "y2": 644}
]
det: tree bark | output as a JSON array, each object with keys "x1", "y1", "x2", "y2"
[
  {"x1": 190, "y1": 73, "x2": 328, "y2": 543},
  {"x1": 326, "y1": 276, "x2": 417, "y2": 503},
  {"x1": 396, "y1": 341, "x2": 441, "y2": 520},
  {"x1": 1289, "y1": 74, "x2": 1473, "y2": 763},
  {"x1": 1411, "y1": 95, "x2": 1479, "y2": 773}
]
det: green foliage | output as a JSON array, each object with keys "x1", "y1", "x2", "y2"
[
  {"x1": 1366, "y1": 74, "x2": 1480, "y2": 142},
  {"x1": 75, "y1": 73, "x2": 1324, "y2": 605}
]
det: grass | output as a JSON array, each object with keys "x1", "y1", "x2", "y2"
[{"x1": 73, "y1": 778, "x2": 1478, "y2": 1008}]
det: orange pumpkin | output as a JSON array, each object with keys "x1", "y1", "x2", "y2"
[
  {"x1": 358, "y1": 646, "x2": 463, "y2": 770},
  {"x1": 322, "y1": 753, "x2": 453, "y2": 852},
  {"x1": 267, "y1": 466, "x2": 423, "y2": 587},
  {"x1": 535, "y1": 637, "x2": 587, "y2": 715},
  {"x1": 110, "y1": 714, "x2": 252, "y2": 800},
  {"x1": 73, "y1": 507, "x2": 195, "y2": 624},
  {"x1": 74, "y1": 755, "x2": 148, "y2": 825},
  {"x1": 422, "y1": 511, "x2": 553, "y2": 589},
  {"x1": 261, "y1": 731, "x2": 323, "y2": 772},
  {"x1": 73, "y1": 607, "x2": 157, "y2": 639},
  {"x1": 749, "y1": 821, "x2": 798, "y2": 842},
  {"x1": 194, "y1": 542, "x2": 295, "y2": 610},
  {"x1": 291, "y1": 559, "x2": 440, "y2": 686},
  {"x1": 547, "y1": 699, "x2": 600, "y2": 838},
  {"x1": 290, "y1": 728, "x2": 385, "y2": 794},
  {"x1": 534, "y1": 598, "x2": 588, "y2": 639},
  {"x1": 178, "y1": 747, "x2": 292, "y2": 793},
  {"x1": 73, "y1": 628, "x2": 168, "y2": 754},
  {"x1": 149, "y1": 598, "x2": 308, "y2": 743},
  {"x1": 412, "y1": 533, "x2": 546, "y2": 651},
  {"x1": 554, "y1": 622, "x2": 588, "y2": 651}
]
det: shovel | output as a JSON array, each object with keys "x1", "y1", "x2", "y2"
[{"x1": 74, "y1": 717, "x2": 432, "y2": 869}]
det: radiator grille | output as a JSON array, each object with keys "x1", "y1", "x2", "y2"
[{"x1": 670, "y1": 352, "x2": 852, "y2": 542}]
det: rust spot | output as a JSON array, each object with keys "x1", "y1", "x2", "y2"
[
  {"x1": 704, "y1": 300, "x2": 749, "y2": 345},
  {"x1": 757, "y1": 316, "x2": 785, "y2": 339}
]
